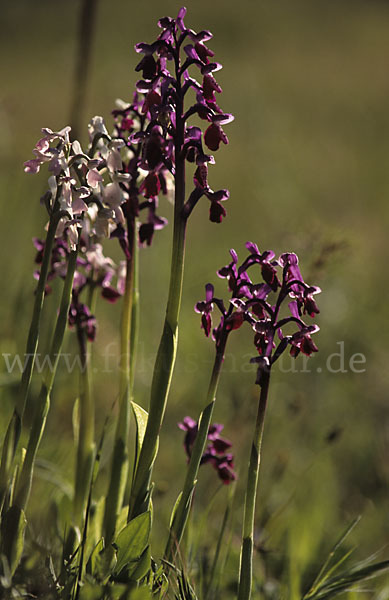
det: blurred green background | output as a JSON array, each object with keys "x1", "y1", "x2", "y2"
[{"x1": 1, "y1": 0, "x2": 389, "y2": 595}]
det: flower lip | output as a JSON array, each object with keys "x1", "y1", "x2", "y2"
[
  {"x1": 201, "y1": 62, "x2": 223, "y2": 75},
  {"x1": 204, "y1": 123, "x2": 229, "y2": 151},
  {"x1": 211, "y1": 113, "x2": 234, "y2": 125},
  {"x1": 178, "y1": 415, "x2": 197, "y2": 432}
]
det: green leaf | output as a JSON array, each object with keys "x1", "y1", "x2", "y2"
[
  {"x1": 157, "y1": 574, "x2": 169, "y2": 599},
  {"x1": 169, "y1": 491, "x2": 183, "y2": 529},
  {"x1": 86, "y1": 537, "x2": 105, "y2": 577},
  {"x1": 0, "y1": 505, "x2": 27, "y2": 574},
  {"x1": 113, "y1": 585, "x2": 151, "y2": 600},
  {"x1": 78, "y1": 581, "x2": 105, "y2": 600},
  {"x1": 115, "y1": 545, "x2": 151, "y2": 583},
  {"x1": 116, "y1": 504, "x2": 130, "y2": 536},
  {"x1": 97, "y1": 543, "x2": 117, "y2": 583},
  {"x1": 62, "y1": 524, "x2": 81, "y2": 565},
  {"x1": 72, "y1": 397, "x2": 80, "y2": 446},
  {"x1": 88, "y1": 495, "x2": 105, "y2": 546},
  {"x1": 131, "y1": 401, "x2": 148, "y2": 469},
  {"x1": 304, "y1": 517, "x2": 361, "y2": 598},
  {"x1": 176, "y1": 570, "x2": 199, "y2": 600},
  {"x1": 305, "y1": 559, "x2": 389, "y2": 600},
  {"x1": 113, "y1": 511, "x2": 151, "y2": 576},
  {"x1": 127, "y1": 544, "x2": 151, "y2": 581},
  {"x1": 85, "y1": 540, "x2": 116, "y2": 583},
  {"x1": 108, "y1": 583, "x2": 136, "y2": 599},
  {"x1": 128, "y1": 587, "x2": 152, "y2": 600},
  {"x1": 315, "y1": 547, "x2": 354, "y2": 589}
]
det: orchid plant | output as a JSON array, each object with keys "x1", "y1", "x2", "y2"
[{"x1": 1, "y1": 6, "x2": 388, "y2": 600}]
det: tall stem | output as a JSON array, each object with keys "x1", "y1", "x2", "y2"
[
  {"x1": 12, "y1": 248, "x2": 79, "y2": 513},
  {"x1": 129, "y1": 232, "x2": 139, "y2": 394},
  {"x1": 165, "y1": 332, "x2": 228, "y2": 561},
  {"x1": 103, "y1": 216, "x2": 136, "y2": 543},
  {"x1": 0, "y1": 210, "x2": 62, "y2": 512},
  {"x1": 238, "y1": 368, "x2": 271, "y2": 600},
  {"x1": 73, "y1": 288, "x2": 96, "y2": 526},
  {"x1": 127, "y1": 232, "x2": 140, "y2": 495},
  {"x1": 129, "y1": 111, "x2": 186, "y2": 520}
]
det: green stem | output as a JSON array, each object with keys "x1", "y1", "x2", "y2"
[
  {"x1": 73, "y1": 287, "x2": 97, "y2": 526},
  {"x1": 165, "y1": 331, "x2": 228, "y2": 560},
  {"x1": 128, "y1": 233, "x2": 140, "y2": 494},
  {"x1": 129, "y1": 234, "x2": 139, "y2": 394},
  {"x1": 103, "y1": 220, "x2": 136, "y2": 543},
  {"x1": 238, "y1": 368, "x2": 271, "y2": 600},
  {"x1": 12, "y1": 248, "x2": 79, "y2": 513},
  {"x1": 0, "y1": 210, "x2": 63, "y2": 512},
  {"x1": 129, "y1": 178, "x2": 187, "y2": 520},
  {"x1": 128, "y1": 45, "x2": 187, "y2": 521}
]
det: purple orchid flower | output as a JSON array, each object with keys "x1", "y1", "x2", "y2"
[
  {"x1": 68, "y1": 298, "x2": 97, "y2": 342},
  {"x1": 131, "y1": 6, "x2": 233, "y2": 224},
  {"x1": 33, "y1": 233, "x2": 125, "y2": 342},
  {"x1": 194, "y1": 283, "x2": 215, "y2": 336},
  {"x1": 196, "y1": 242, "x2": 321, "y2": 380},
  {"x1": 178, "y1": 416, "x2": 236, "y2": 485},
  {"x1": 111, "y1": 97, "x2": 170, "y2": 251},
  {"x1": 108, "y1": 7, "x2": 233, "y2": 254}
]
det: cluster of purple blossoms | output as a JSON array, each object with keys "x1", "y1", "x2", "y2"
[
  {"x1": 33, "y1": 235, "x2": 124, "y2": 342},
  {"x1": 111, "y1": 95, "x2": 169, "y2": 249},
  {"x1": 33, "y1": 236, "x2": 70, "y2": 296},
  {"x1": 25, "y1": 7, "x2": 232, "y2": 259},
  {"x1": 195, "y1": 242, "x2": 321, "y2": 382},
  {"x1": 178, "y1": 416, "x2": 236, "y2": 484},
  {"x1": 128, "y1": 6, "x2": 233, "y2": 225},
  {"x1": 68, "y1": 237, "x2": 125, "y2": 342}
]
